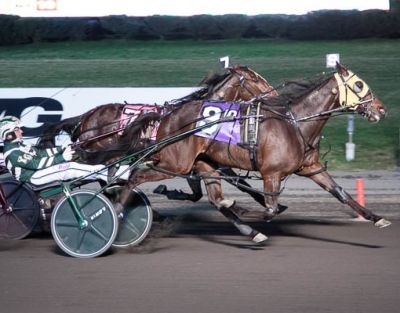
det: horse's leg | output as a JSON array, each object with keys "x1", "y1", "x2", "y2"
[
  {"x1": 261, "y1": 173, "x2": 283, "y2": 220},
  {"x1": 297, "y1": 164, "x2": 391, "y2": 228},
  {"x1": 116, "y1": 145, "x2": 202, "y2": 213},
  {"x1": 153, "y1": 166, "x2": 266, "y2": 205},
  {"x1": 114, "y1": 168, "x2": 173, "y2": 214},
  {"x1": 219, "y1": 167, "x2": 266, "y2": 207},
  {"x1": 196, "y1": 160, "x2": 268, "y2": 243},
  {"x1": 153, "y1": 178, "x2": 203, "y2": 202}
]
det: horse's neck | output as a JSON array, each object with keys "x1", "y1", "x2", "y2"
[
  {"x1": 209, "y1": 78, "x2": 272, "y2": 102},
  {"x1": 291, "y1": 78, "x2": 339, "y2": 146}
]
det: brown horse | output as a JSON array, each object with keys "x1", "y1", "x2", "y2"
[
  {"x1": 38, "y1": 65, "x2": 277, "y2": 202},
  {"x1": 115, "y1": 63, "x2": 390, "y2": 243}
]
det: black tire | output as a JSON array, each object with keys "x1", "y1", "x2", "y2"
[{"x1": 0, "y1": 178, "x2": 39, "y2": 240}]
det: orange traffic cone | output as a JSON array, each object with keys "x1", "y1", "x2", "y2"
[
  {"x1": 356, "y1": 178, "x2": 365, "y2": 207},
  {"x1": 355, "y1": 178, "x2": 366, "y2": 220}
]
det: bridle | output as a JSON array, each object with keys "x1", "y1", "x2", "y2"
[
  {"x1": 254, "y1": 69, "x2": 379, "y2": 156},
  {"x1": 333, "y1": 70, "x2": 375, "y2": 112},
  {"x1": 282, "y1": 70, "x2": 377, "y2": 123}
]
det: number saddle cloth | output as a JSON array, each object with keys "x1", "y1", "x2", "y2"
[
  {"x1": 195, "y1": 101, "x2": 261, "y2": 170},
  {"x1": 119, "y1": 104, "x2": 160, "y2": 140}
]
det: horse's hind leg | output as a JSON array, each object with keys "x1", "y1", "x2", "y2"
[
  {"x1": 152, "y1": 166, "x2": 266, "y2": 205},
  {"x1": 218, "y1": 167, "x2": 266, "y2": 207},
  {"x1": 196, "y1": 160, "x2": 268, "y2": 243},
  {"x1": 152, "y1": 164, "x2": 262, "y2": 203},
  {"x1": 297, "y1": 165, "x2": 391, "y2": 228},
  {"x1": 115, "y1": 167, "x2": 173, "y2": 214}
]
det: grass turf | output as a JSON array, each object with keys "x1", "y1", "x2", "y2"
[{"x1": 0, "y1": 39, "x2": 399, "y2": 169}]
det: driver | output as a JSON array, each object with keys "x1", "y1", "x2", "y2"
[{"x1": 0, "y1": 116, "x2": 129, "y2": 185}]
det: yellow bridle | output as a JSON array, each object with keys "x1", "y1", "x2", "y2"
[{"x1": 334, "y1": 70, "x2": 372, "y2": 110}]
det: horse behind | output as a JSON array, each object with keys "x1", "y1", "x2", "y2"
[
  {"x1": 38, "y1": 65, "x2": 277, "y2": 206},
  {"x1": 38, "y1": 65, "x2": 276, "y2": 164}
]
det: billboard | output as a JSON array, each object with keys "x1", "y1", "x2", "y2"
[{"x1": 0, "y1": 87, "x2": 198, "y2": 145}]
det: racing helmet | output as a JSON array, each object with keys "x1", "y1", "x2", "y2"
[{"x1": 0, "y1": 116, "x2": 23, "y2": 141}]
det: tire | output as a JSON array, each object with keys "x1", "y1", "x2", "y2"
[
  {"x1": 104, "y1": 186, "x2": 153, "y2": 248},
  {"x1": 51, "y1": 189, "x2": 118, "y2": 258},
  {"x1": 0, "y1": 178, "x2": 39, "y2": 240}
]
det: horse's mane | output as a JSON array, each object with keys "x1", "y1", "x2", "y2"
[
  {"x1": 168, "y1": 69, "x2": 231, "y2": 105},
  {"x1": 200, "y1": 71, "x2": 230, "y2": 87},
  {"x1": 262, "y1": 73, "x2": 332, "y2": 107}
]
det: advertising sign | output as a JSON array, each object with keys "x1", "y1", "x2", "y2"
[{"x1": 0, "y1": 87, "x2": 198, "y2": 143}]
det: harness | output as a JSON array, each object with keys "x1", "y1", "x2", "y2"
[
  {"x1": 258, "y1": 69, "x2": 375, "y2": 174},
  {"x1": 242, "y1": 101, "x2": 261, "y2": 170},
  {"x1": 73, "y1": 104, "x2": 161, "y2": 149},
  {"x1": 118, "y1": 104, "x2": 159, "y2": 139}
]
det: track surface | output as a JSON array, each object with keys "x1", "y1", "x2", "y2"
[{"x1": 0, "y1": 171, "x2": 399, "y2": 313}]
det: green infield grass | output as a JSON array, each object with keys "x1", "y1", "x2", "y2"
[{"x1": 0, "y1": 39, "x2": 399, "y2": 170}]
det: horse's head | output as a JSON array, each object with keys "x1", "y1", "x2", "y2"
[
  {"x1": 334, "y1": 63, "x2": 386, "y2": 123},
  {"x1": 205, "y1": 65, "x2": 278, "y2": 101}
]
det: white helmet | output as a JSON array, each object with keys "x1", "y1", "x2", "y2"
[{"x1": 0, "y1": 116, "x2": 23, "y2": 141}]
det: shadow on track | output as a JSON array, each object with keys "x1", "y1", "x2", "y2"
[{"x1": 165, "y1": 217, "x2": 384, "y2": 249}]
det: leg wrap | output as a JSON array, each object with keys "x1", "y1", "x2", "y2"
[
  {"x1": 331, "y1": 186, "x2": 350, "y2": 204},
  {"x1": 233, "y1": 222, "x2": 256, "y2": 236}
]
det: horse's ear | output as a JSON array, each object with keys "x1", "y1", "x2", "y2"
[{"x1": 336, "y1": 62, "x2": 349, "y2": 77}]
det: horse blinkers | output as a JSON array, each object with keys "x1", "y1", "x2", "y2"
[{"x1": 334, "y1": 70, "x2": 385, "y2": 122}]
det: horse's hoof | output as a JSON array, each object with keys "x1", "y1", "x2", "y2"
[
  {"x1": 153, "y1": 185, "x2": 167, "y2": 195},
  {"x1": 375, "y1": 218, "x2": 392, "y2": 228},
  {"x1": 263, "y1": 210, "x2": 277, "y2": 222},
  {"x1": 277, "y1": 204, "x2": 288, "y2": 215},
  {"x1": 252, "y1": 233, "x2": 268, "y2": 244}
]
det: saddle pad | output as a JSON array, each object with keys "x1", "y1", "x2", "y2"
[
  {"x1": 120, "y1": 104, "x2": 159, "y2": 140},
  {"x1": 195, "y1": 101, "x2": 241, "y2": 144}
]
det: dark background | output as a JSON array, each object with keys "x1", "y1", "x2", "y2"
[{"x1": 1, "y1": 3, "x2": 399, "y2": 45}]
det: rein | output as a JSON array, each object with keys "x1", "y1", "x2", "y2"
[{"x1": 295, "y1": 106, "x2": 345, "y2": 122}]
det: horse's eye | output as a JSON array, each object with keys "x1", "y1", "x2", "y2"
[{"x1": 353, "y1": 81, "x2": 364, "y2": 93}]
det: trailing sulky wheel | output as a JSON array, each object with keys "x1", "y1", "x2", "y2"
[
  {"x1": 0, "y1": 178, "x2": 39, "y2": 240},
  {"x1": 104, "y1": 186, "x2": 153, "y2": 248}
]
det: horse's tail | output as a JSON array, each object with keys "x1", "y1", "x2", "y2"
[
  {"x1": 79, "y1": 111, "x2": 162, "y2": 164},
  {"x1": 122, "y1": 111, "x2": 161, "y2": 142},
  {"x1": 36, "y1": 116, "x2": 81, "y2": 148}
]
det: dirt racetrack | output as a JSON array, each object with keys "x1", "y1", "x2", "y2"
[{"x1": 0, "y1": 170, "x2": 399, "y2": 313}]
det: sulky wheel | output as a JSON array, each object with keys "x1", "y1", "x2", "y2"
[
  {"x1": 0, "y1": 178, "x2": 39, "y2": 240},
  {"x1": 51, "y1": 189, "x2": 118, "y2": 258},
  {"x1": 104, "y1": 186, "x2": 153, "y2": 248}
]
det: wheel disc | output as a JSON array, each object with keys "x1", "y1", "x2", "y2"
[
  {"x1": 105, "y1": 187, "x2": 153, "y2": 248},
  {"x1": 51, "y1": 190, "x2": 118, "y2": 258},
  {"x1": 0, "y1": 178, "x2": 39, "y2": 240}
]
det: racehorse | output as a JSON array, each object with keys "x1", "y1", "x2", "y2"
[
  {"x1": 38, "y1": 65, "x2": 277, "y2": 203},
  {"x1": 114, "y1": 63, "x2": 390, "y2": 243}
]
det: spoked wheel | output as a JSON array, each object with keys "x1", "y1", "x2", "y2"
[
  {"x1": 0, "y1": 178, "x2": 39, "y2": 240},
  {"x1": 105, "y1": 186, "x2": 153, "y2": 248},
  {"x1": 51, "y1": 190, "x2": 118, "y2": 258}
]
